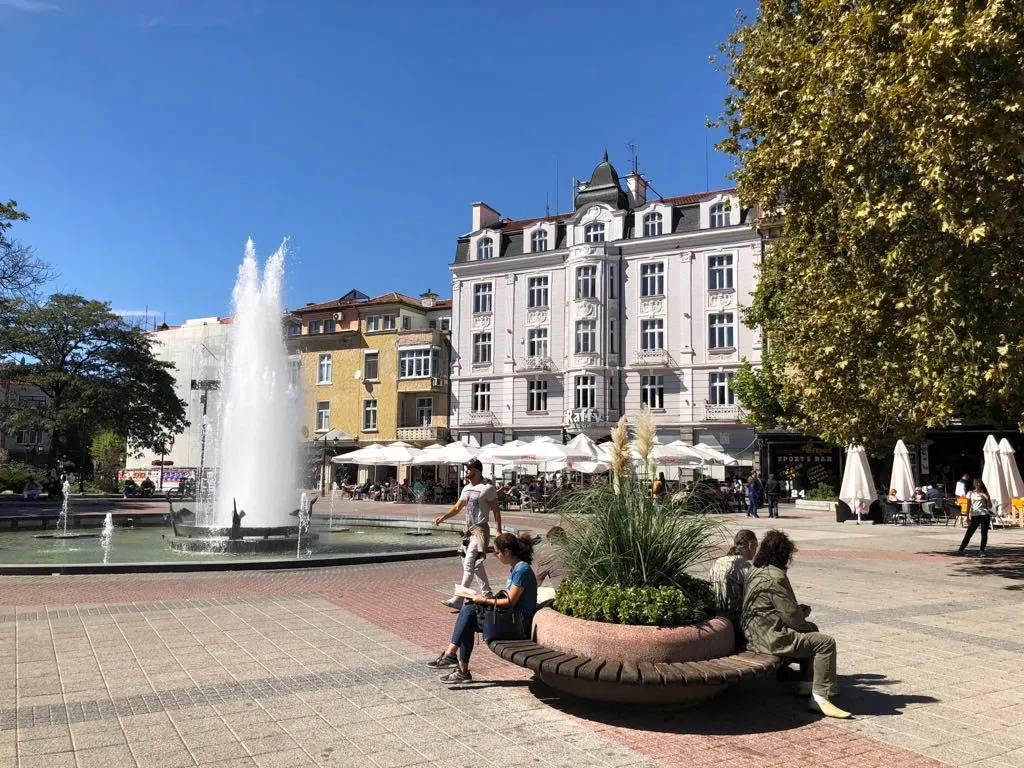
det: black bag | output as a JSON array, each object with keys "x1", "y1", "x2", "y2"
[{"x1": 482, "y1": 606, "x2": 526, "y2": 642}]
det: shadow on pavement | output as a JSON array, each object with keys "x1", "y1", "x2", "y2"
[
  {"x1": 923, "y1": 548, "x2": 1024, "y2": 589},
  {"x1": 526, "y1": 671, "x2": 937, "y2": 735}
]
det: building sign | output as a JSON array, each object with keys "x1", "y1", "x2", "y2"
[{"x1": 768, "y1": 442, "x2": 841, "y2": 494}]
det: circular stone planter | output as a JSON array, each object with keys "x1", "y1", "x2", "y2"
[{"x1": 532, "y1": 609, "x2": 735, "y2": 705}]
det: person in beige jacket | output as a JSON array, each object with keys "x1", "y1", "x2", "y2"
[{"x1": 741, "y1": 530, "x2": 850, "y2": 719}]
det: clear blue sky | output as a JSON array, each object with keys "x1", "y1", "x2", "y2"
[{"x1": 4, "y1": 0, "x2": 757, "y2": 324}]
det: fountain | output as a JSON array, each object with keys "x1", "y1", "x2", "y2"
[
  {"x1": 100, "y1": 513, "x2": 114, "y2": 564},
  {"x1": 167, "y1": 239, "x2": 316, "y2": 555},
  {"x1": 34, "y1": 480, "x2": 99, "y2": 540}
]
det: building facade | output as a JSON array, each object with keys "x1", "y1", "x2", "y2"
[
  {"x1": 449, "y1": 153, "x2": 762, "y2": 464},
  {"x1": 0, "y1": 381, "x2": 52, "y2": 468},
  {"x1": 287, "y1": 290, "x2": 453, "y2": 449}
]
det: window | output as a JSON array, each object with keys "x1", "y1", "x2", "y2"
[
  {"x1": 584, "y1": 223, "x2": 605, "y2": 243},
  {"x1": 709, "y1": 313, "x2": 735, "y2": 349},
  {"x1": 710, "y1": 202, "x2": 728, "y2": 228},
  {"x1": 575, "y1": 265, "x2": 597, "y2": 299},
  {"x1": 710, "y1": 372, "x2": 735, "y2": 405},
  {"x1": 643, "y1": 212, "x2": 663, "y2": 237},
  {"x1": 609, "y1": 318, "x2": 616, "y2": 354},
  {"x1": 363, "y1": 351, "x2": 379, "y2": 381},
  {"x1": 362, "y1": 399, "x2": 378, "y2": 431},
  {"x1": 309, "y1": 320, "x2": 322, "y2": 335},
  {"x1": 287, "y1": 323, "x2": 301, "y2": 337},
  {"x1": 608, "y1": 265, "x2": 616, "y2": 299},
  {"x1": 641, "y1": 375, "x2": 665, "y2": 409},
  {"x1": 477, "y1": 237, "x2": 493, "y2": 260},
  {"x1": 428, "y1": 320, "x2": 436, "y2": 329},
  {"x1": 708, "y1": 254, "x2": 734, "y2": 290},
  {"x1": 640, "y1": 319, "x2": 665, "y2": 350},
  {"x1": 382, "y1": 314, "x2": 396, "y2": 331},
  {"x1": 531, "y1": 230, "x2": 548, "y2": 252},
  {"x1": 472, "y1": 332, "x2": 492, "y2": 364},
  {"x1": 287, "y1": 357, "x2": 300, "y2": 388},
  {"x1": 471, "y1": 382, "x2": 491, "y2": 412},
  {"x1": 398, "y1": 348, "x2": 439, "y2": 378},
  {"x1": 315, "y1": 401, "x2": 330, "y2": 431},
  {"x1": 575, "y1": 320, "x2": 596, "y2": 353},
  {"x1": 527, "y1": 328, "x2": 548, "y2": 358},
  {"x1": 415, "y1": 397, "x2": 433, "y2": 426},
  {"x1": 609, "y1": 375, "x2": 615, "y2": 411},
  {"x1": 366, "y1": 315, "x2": 380, "y2": 332},
  {"x1": 574, "y1": 375, "x2": 596, "y2": 409},
  {"x1": 527, "y1": 276, "x2": 549, "y2": 308},
  {"x1": 324, "y1": 318, "x2": 336, "y2": 334},
  {"x1": 402, "y1": 315, "x2": 412, "y2": 330},
  {"x1": 14, "y1": 429, "x2": 42, "y2": 445},
  {"x1": 473, "y1": 283, "x2": 493, "y2": 314},
  {"x1": 439, "y1": 318, "x2": 451, "y2": 331},
  {"x1": 640, "y1": 262, "x2": 665, "y2": 297},
  {"x1": 317, "y1": 353, "x2": 333, "y2": 384},
  {"x1": 527, "y1": 380, "x2": 548, "y2": 412}
]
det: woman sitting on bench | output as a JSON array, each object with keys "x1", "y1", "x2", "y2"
[{"x1": 425, "y1": 532, "x2": 538, "y2": 684}]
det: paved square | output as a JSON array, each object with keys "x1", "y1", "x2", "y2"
[{"x1": 0, "y1": 506, "x2": 1022, "y2": 767}]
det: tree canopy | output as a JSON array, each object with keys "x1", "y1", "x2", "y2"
[
  {"x1": 718, "y1": 0, "x2": 1024, "y2": 447},
  {"x1": 1, "y1": 200, "x2": 52, "y2": 300},
  {"x1": 0, "y1": 294, "x2": 187, "y2": 470}
]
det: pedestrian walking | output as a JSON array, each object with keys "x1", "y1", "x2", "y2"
[
  {"x1": 957, "y1": 479, "x2": 991, "y2": 556},
  {"x1": 764, "y1": 473, "x2": 781, "y2": 518},
  {"x1": 745, "y1": 475, "x2": 760, "y2": 518}
]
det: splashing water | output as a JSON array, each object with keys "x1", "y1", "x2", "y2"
[
  {"x1": 58, "y1": 481, "x2": 71, "y2": 535},
  {"x1": 212, "y1": 239, "x2": 298, "y2": 528},
  {"x1": 100, "y1": 513, "x2": 114, "y2": 564},
  {"x1": 296, "y1": 492, "x2": 312, "y2": 557}
]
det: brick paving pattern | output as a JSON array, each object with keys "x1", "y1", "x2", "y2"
[{"x1": 0, "y1": 504, "x2": 1021, "y2": 767}]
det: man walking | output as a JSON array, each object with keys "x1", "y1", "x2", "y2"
[
  {"x1": 764, "y1": 473, "x2": 781, "y2": 518},
  {"x1": 435, "y1": 459, "x2": 502, "y2": 608}
]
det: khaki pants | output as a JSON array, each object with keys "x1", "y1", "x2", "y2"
[
  {"x1": 455, "y1": 524, "x2": 491, "y2": 602},
  {"x1": 788, "y1": 622, "x2": 838, "y2": 698}
]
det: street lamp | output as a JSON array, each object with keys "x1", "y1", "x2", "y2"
[
  {"x1": 191, "y1": 379, "x2": 221, "y2": 507},
  {"x1": 79, "y1": 407, "x2": 89, "y2": 493}
]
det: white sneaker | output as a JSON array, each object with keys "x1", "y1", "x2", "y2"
[{"x1": 441, "y1": 598, "x2": 462, "y2": 609}]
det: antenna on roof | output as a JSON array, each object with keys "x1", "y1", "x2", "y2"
[
  {"x1": 704, "y1": 124, "x2": 710, "y2": 192},
  {"x1": 626, "y1": 141, "x2": 639, "y2": 175},
  {"x1": 545, "y1": 193, "x2": 550, "y2": 217}
]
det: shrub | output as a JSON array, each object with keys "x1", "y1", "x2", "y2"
[
  {"x1": 0, "y1": 461, "x2": 39, "y2": 493},
  {"x1": 669, "y1": 477, "x2": 732, "y2": 515},
  {"x1": 805, "y1": 483, "x2": 837, "y2": 501},
  {"x1": 554, "y1": 579, "x2": 716, "y2": 626}
]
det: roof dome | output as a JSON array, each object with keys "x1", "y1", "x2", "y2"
[{"x1": 574, "y1": 151, "x2": 629, "y2": 211}]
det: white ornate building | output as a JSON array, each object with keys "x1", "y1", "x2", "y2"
[{"x1": 449, "y1": 153, "x2": 763, "y2": 464}]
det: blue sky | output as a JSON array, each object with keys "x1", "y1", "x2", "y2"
[{"x1": 4, "y1": 0, "x2": 757, "y2": 324}]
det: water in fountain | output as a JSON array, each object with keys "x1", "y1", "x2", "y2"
[
  {"x1": 296, "y1": 492, "x2": 311, "y2": 557},
  {"x1": 58, "y1": 480, "x2": 71, "y2": 535},
  {"x1": 100, "y1": 513, "x2": 114, "y2": 564},
  {"x1": 211, "y1": 239, "x2": 298, "y2": 528}
]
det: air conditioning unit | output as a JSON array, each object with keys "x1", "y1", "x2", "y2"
[
  {"x1": 431, "y1": 377, "x2": 442, "y2": 387},
  {"x1": 332, "y1": 312, "x2": 343, "y2": 321}
]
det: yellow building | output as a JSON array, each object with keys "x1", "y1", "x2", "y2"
[{"x1": 287, "y1": 290, "x2": 452, "y2": 484}]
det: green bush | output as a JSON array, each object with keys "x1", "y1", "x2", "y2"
[
  {"x1": 669, "y1": 477, "x2": 732, "y2": 515},
  {"x1": 554, "y1": 578, "x2": 716, "y2": 626},
  {"x1": 0, "y1": 462, "x2": 39, "y2": 493},
  {"x1": 805, "y1": 483, "x2": 837, "y2": 501}
]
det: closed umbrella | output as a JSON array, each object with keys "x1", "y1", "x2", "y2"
[
  {"x1": 998, "y1": 439, "x2": 1023, "y2": 499},
  {"x1": 982, "y1": 435, "x2": 1010, "y2": 519},
  {"x1": 888, "y1": 440, "x2": 916, "y2": 501},
  {"x1": 840, "y1": 444, "x2": 876, "y2": 524}
]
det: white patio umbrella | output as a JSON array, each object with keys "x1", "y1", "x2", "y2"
[
  {"x1": 413, "y1": 441, "x2": 480, "y2": 466},
  {"x1": 999, "y1": 438, "x2": 1024, "y2": 499},
  {"x1": 409, "y1": 444, "x2": 446, "y2": 465},
  {"x1": 888, "y1": 440, "x2": 916, "y2": 501},
  {"x1": 630, "y1": 440, "x2": 703, "y2": 467},
  {"x1": 373, "y1": 441, "x2": 423, "y2": 465},
  {"x1": 982, "y1": 435, "x2": 1011, "y2": 518},
  {"x1": 840, "y1": 444, "x2": 876, "y2": 524},
  {"x1": 331, "y1": 443, "x2": 384, "y2": 465},
  {"x1": 485, "y1": 437, "x2": 567, "y2": 466},
  {"x1": 562, "y1": 433, "x2": 602, "y2": 466},
  {"x1": 690, "y1": 442, "x2": 740, "y2": 466}
]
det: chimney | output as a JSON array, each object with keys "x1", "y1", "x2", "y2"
[
  {"x1": 420, "y1": 289, "x2": 438, "y2": 308},
  {"x1": 626, "y1": 173, "x2": 647, "y2": 207},
  {"x1": 471, "y1": 202, "x2": 501, "y2": 232}
]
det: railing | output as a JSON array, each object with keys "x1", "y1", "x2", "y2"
[
  {"x1": 631, "y1": 348, "x2": 671, "y2": 367},
  {"x1": 396, "y1": 425, "x2": 450, "y2": 442},
  {"x1": 518, "y1": 356, "x2": 556, "y2": 373},
  {"x1": 703, "y1": 404, "x2": 743, "y2": 422},
  {"x1": 460, "y1": 411, "x2": 497, "y2": 426}
]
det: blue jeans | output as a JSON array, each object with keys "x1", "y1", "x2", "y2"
[
  {"x1": 450, "y1": 604, "x2": 478, "y2": 664},
  {"x1": 768, "y1": 497, "x2": 779, "y2": 517},
  {"x1": 747, "y1": 498, "x2": 758, "y2": 517}
]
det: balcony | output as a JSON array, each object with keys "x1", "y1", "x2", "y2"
[
  {"x1": 396, "y1": 425, "x2": 450, "y2": 443},
  {"x1": 397, "y1": 376, "x2": 447, "y2": 393},
  {"x1": 460, "y1": 411, "x2": 497, "y2": 427},
  {"x1": 631, "y1": 348, "x2": 671, "y2": 368},
  {"x1": 703, "y1": 404, "x2": 744, "y2": 422},
  {"x1": 517, "y1": 356, "x2": 557, "y2": 375}
]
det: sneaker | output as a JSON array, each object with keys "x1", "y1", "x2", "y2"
[
  {"x1": 426, "y1": 652, "x2": 458, "y2": 669},
  {"x1": 979, "y1": 550, "x2": 987, "y2": 557},
  {"x1": 808, "y1": 697, "x2": 851, "y2": 719},
  {"x1": 441, "y1": 598, "x2": 462, "y2": 609},
  {"x1": 439, "y1": 668, "x2": 472, "y2": 683}
]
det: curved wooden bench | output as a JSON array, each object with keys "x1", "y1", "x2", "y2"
[{"x1": 487, "y1": 638, "x2": 782, "y2": 687}]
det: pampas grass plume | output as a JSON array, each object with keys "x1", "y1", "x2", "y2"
[{"x1": 610, "y1": 416, "x2": 629, "y2": 495}]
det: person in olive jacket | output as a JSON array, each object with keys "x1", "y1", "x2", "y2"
[{"x1": 741, "y1": 530, "x2": 851, "y2": 719}]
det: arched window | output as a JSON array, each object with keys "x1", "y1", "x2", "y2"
[
  {"x1": 531, "y1": 229, "x2": 548, "y2": 253},
  {"x1": 643, "y1": 212, "x2": 663, "y2": 237},
  {"x1": 477, "y1": 237, "x2": 494, "y2": 260},
  {"x1": 709, "y1": 202, "x2": 728, "y2": 229},
  {"x1": 584, "y1": 223, "x2": 605, "y2": 243}
]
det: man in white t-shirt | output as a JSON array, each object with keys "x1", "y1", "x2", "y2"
[{"x1": 435, "y1": 459, "x2": 503, "y2": 608}]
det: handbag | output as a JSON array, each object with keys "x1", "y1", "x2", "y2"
[{"x1": 483, "y1": 606, "x2": 526, "y2": 642}]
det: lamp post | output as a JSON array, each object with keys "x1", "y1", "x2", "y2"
[
  {"x1": 191, "y1": 379, "x2": 221, "y2": 508},
  {"x1": 78, "y1": 407, "x2": 89, "y2": 493}
]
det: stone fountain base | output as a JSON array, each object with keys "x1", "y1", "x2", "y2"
[
  {"x1": 33, "y1": 533, "x2": 100, "y2": 540},
  {"x1": 167, "y1": 529, "x2": 319, "y2": 555}
]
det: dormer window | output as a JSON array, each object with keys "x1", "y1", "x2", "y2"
[
  {"x1": 477, "y1": 237, "x2": 494, "y2": 260},
  {"x1": 584, "y1": 223, "x2": 605, "y2": 243},
  {"x1": 643, "y1": 212, "x2": 663, "y2": 237},
  {"x1": 530, "y1": 230, "x2": 548, "y2": 253},
  {"x1": 710, "y1": 202, "x2": 728, "y2": 229}
]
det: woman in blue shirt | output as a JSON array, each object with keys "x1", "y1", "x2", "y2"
[{"x1": 427, "y1": 532, "x2": 538, "y2": 684}]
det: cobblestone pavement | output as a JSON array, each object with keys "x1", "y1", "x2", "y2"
[{"x1": 0, "y1": 505, "x2": 1022, "y2": 767}]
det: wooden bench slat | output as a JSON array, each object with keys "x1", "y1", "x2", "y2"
[
  {"x1": 488, "y1": 640, "x2": 537, "y2": 660},
  {"x1": 540, "y1": 653, "x2": 582, "y2": 676},
  {"x1": 637, "y1": 662, "x2": 663, "y2": 686},
  {"x1": 619, "y1": 661, "x2": 641, "y2": 685},
  {"x1": 597, "y1": 661, "x2": 622, "y2": 683},
  {"x1": 554, "y1": 655, "x2": 591, "y2": 678},
  {"x1": 653, "y1": 662, "x2": 685, "y2": 685},
  {"x1": 700, "y1": 657, "x2": 743, "y2": 682},
  {"x1": 693, "y1": 660, "x2": 729, "y2": 684},
  {"x1": 575, "y1": 658, "x2": 605, "y2": 680},
  {"x1": 511, "y1": 646, "x2": 551, "y2": 667},
  {"x1": 524, "y1": 650, "x2": 564, "y2": 673},
  {"x1": 665, "y1": 662, "x2": 705, "y2": 684}
]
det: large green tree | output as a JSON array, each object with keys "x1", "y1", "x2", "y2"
[
  {"x1": 718, "y1": 0, "x2": 1024, "y2": 447},
  {"x1": 0, "y1": 294, "x2": 187, "y2": 471}
]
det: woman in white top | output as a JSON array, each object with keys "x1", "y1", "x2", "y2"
[{"x1": 957, "y1": 479, "x2": 991, "y2": 556}]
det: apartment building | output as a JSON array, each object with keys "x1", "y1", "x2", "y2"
[{"x1": 449, "y1": 152, "x2": 762, "y2": 463}]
